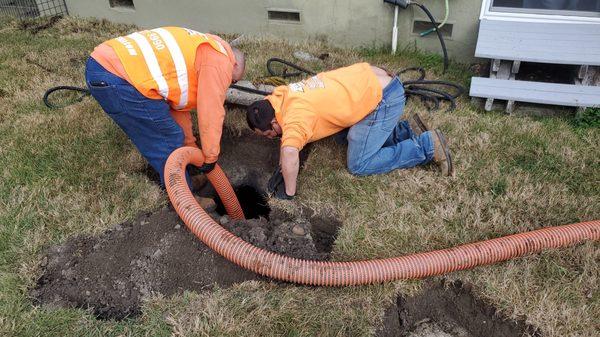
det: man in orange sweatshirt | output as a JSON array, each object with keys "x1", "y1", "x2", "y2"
[
  {"x1": 246, "y1": 63, "x2": 452, "y2": 199},
  {"x1": 85, "y1": 27, "x2": 245, "y2": 186}
]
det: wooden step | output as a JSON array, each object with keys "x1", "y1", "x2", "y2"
[{"x1": 470, "y1": 77, "x2": 600, "y2": 108}]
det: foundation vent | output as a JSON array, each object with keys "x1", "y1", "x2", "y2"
[
  {"x1": 109, "y1": 0, "x2": 134, "y2": 10},
  {"x1": 268, "y1": 9, "x2": 301, "y2": 23},
  {"x1": 413, "y1": 20, "x2": 453, "y2": 38}
]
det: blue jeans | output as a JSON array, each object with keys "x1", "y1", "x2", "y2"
[
  {"x1": 85, "y1": 57, "x2": 190, "y2": 187},
  {"x1": 346, "y1": 77, "x2": 434, "y2": 176}
]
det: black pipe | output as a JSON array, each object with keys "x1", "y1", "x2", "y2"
[{"x1": 411, "y1": 2, "x2": 449, "y2": 73}]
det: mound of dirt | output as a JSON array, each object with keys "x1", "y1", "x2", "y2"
[
  {"x1": 376, "y1": 280, "x2": 541, "y2": 337},
  {"x1": 223, "y1": 208, "x2": 340, "y2": 261},
  {"x1": 33, "y1": 127, "x2": 328, "y2": 319},
  {"x1": 33, "y1": 204, "x2": 340, "y2": 320},
  {"x1": 32, "y1": 208, "x2": 257, "y2": 319}
]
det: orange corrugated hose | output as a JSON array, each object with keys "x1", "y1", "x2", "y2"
[{"x1": 165, "y1": 147, "x2": 600, "y2": 286}]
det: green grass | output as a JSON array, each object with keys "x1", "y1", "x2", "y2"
[
  {"x1": 572, "y1": 108, "x2": 600, "y2": 129},
  {"x1": 1, "y1": 16, "x2": 599, "y2": 337}
]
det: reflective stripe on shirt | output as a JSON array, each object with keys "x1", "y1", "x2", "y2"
[{"x1": 128, "y1": 32, "x2": 170, "y2": 99}]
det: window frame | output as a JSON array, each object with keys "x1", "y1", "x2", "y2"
[{"x1": 480, "y1": 0, "x2": 600, "y2": 23}]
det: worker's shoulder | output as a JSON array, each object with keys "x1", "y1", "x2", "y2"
[{"x1": 195, "y1": 43, "x2": 232, "y2": 69}]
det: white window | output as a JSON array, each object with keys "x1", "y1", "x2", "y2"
[
  {"x1": 492, "y1": 0, "x2": 599, "y2": 16},
  {"x1": 481, "y1": 0, "x2": 600, "y2": 22}
]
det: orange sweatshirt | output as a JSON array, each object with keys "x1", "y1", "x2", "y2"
[
  {"x1": 266, "y1": 63, "x2": 383, "y2": 150},
  {"x1": 91, "y1": 33, "x2": 234, "y2": 163}
]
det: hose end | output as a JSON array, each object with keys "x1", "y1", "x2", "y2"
[{"x1": 383, "y1": 0, "x2": 410, "y2": 9}]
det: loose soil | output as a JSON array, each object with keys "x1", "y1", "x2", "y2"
[
  {"x1": 32, "y1": 208, "x2": 258, "y2": 320},
  {"x1": 376, "y1": 280, "x2": 541, "y2": 337},
  {"x1": 33, "y1": 128, "x2": 336, "y2": 320},
  {"x1": 32, "y1": 204, "x2": 341, "y2": 320},
  {"x1": 223, "y1": 208, "x2": 340, "y2": 261}
]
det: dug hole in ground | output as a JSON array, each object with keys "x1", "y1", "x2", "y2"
[{"x1": 33, "y1": 127, "x2": 542, "y2": 336}]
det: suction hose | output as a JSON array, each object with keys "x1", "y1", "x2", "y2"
[{"x1": 166, "y1": 147, "x2": 600, "y2": 286}]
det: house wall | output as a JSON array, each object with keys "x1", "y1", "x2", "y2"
[{"x1": 64, "y1": 0, "x2": 482, "y2": 62}]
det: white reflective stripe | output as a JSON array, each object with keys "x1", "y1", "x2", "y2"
[
  {"x1": 152, "y1": 28, "x2": 188, "y2": 109},
  {"x1": 128, "y1": 32, "x2": 169, "y2": 99}
]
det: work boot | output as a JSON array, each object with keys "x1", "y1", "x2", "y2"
[
  {"x1": 412, "y1": 113, "x2": 430, "y2": 133},
  {"x1": 431, "y1": 129, "x2": 453, "y2": 177}
]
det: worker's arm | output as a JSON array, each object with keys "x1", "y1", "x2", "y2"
[
  {"x1": 195, "y1": 48, "x2": 233, "y2": 164},
  {"x1": 276, "y1": 108, "x2": 315, "y2": 198},
  {"x1": 169, "y1": 109, "x2": 197, "y2": 147},
  {"x1": 280, "y1": 146, "x2": 300, "y2": 196}
]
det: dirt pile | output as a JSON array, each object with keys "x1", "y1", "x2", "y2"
[
  {"x1": 33, "y1": 203, "x2": 340, "y2": 319},
  {"x1": 376, "y1": 280, "x2": 540, "y2": 337},
  {"x1": 32, "y1": 208, "x2": 258, "y2": 319},
  {"x1": 222, "y1": 208, "x2": 340, "y2": 261}
]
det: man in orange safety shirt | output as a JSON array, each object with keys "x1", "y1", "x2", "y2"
[
  {"x1": 246, "y1": 63, "x2": 452, "y2": 199},
  {"x1": 85, "y1": 27, "x2": 245, "y2": 186}
]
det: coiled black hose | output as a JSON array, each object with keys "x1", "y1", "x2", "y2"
[
  {"x1": 43, "y1": 59, "x2": 463, "y2": 111},
  {"x1": 266, "y1": 57, "x2": 317, "y2": 78},
  {"x1": 403, "y1": 79, "x2": 465, "y2": 112}
]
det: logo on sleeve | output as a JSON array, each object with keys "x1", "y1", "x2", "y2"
[
  {"x1": 289, "y1": 76, "x2": 325, "y2": 93},
  {"x1": 289, "y1": 82, "x2": 304, "y2": 93}
]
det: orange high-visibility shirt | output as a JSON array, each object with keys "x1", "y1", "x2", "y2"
[
  {"x1": 91, "y1": 28, "x2": 235, "y2": 163},
  {"x1": 266, "y1": 63, "x2": 383, "y2": 150}
]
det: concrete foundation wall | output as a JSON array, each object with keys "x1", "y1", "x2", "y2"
[{"x1": 64, "y1": 0, "x2": 482, "y2": 62}]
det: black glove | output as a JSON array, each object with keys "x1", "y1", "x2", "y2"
[
  {"x1": 268, "y1": 167, "x2": 294, "y2": 200},
  {"x1": 189, "y1": 162, "x2": 216, "y2": 175},
  {"x1": 268, "y1": 167, "x2": 284, "y2": 193}
]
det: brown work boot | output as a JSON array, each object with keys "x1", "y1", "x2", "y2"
[
  {"x1": 431, "y1": 129, "x2": 453, "y2": 176},
  {"x1": 412, "y1": 113, "x2": 430, "y2": 133}
]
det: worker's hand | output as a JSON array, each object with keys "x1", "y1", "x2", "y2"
[{"x1": 268, "y1": 167, "x2": 295, "y2": 200}]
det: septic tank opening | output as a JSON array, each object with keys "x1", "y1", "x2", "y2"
[{"x1": 214, "y1": 184, "x2": 271, "y2": 219}]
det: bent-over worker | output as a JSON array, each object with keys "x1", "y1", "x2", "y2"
[
  {"x1": 85, "y1": 27, "x2": 245, "y2": 186},
  {"x1": 246, "y1": 63, "x2": 452, "y2": 199}
]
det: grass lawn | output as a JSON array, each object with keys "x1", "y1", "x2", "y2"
[{"x1": 0, "y1": 16, "x2": 598, "y2": 337}]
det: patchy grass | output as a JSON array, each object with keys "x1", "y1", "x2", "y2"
[
  {"x1": 0, "y1": 16, "x2": 598, "y2": 337},
  {"x1": 572, "y1": 108, "x2": 600, "y2": 129}
]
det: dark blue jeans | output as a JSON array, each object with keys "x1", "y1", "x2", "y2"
[
  {"x1": 346, "y1": 77, "x2": 434, "y2": 176},
  {"x1": 85, "y1": 57, "x2": 189, "y2": 187}
]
